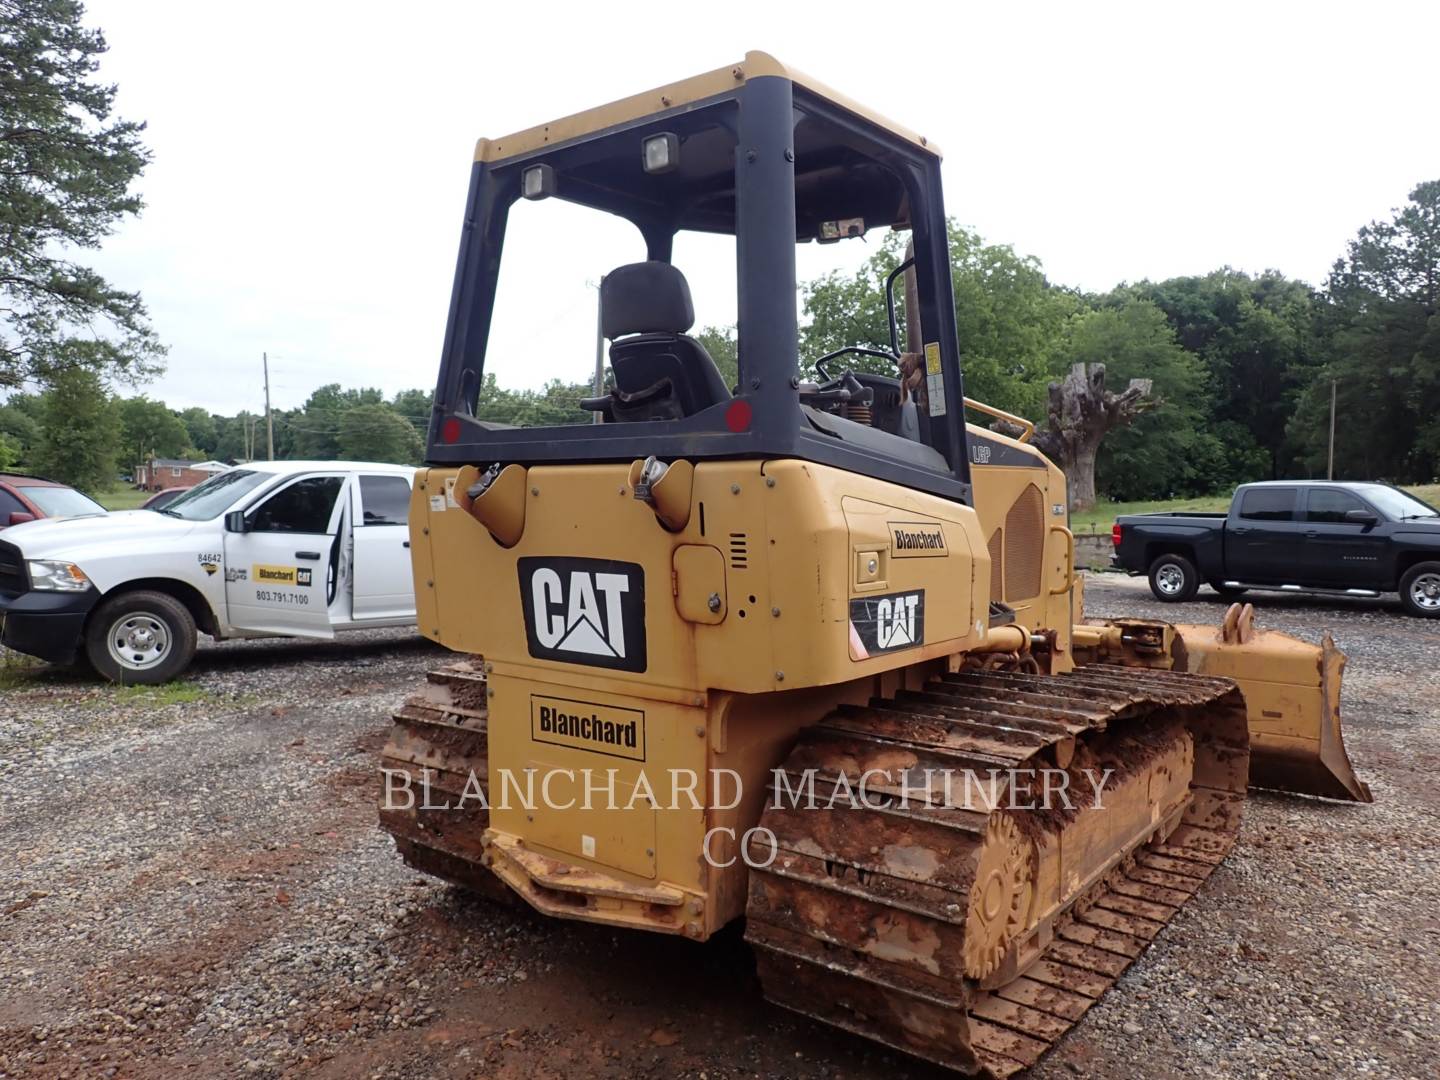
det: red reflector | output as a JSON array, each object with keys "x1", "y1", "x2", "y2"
[
  {"x1": 724, "y1": 399, "x2": 753, "y2": 433},
  {"x1": 1111, "y1": 523, "x2": 1123, "y2": 546},
  {"x1": 440, "y1": 417, "x2": 461, "y2": 444}
]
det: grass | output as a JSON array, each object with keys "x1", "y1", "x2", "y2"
[
  {"x1": 113, "y1": 681, "x2": 212, "y2": 705},
  {"x1": 0, "y1": 652, "x2": 214, "y2": 706},
  {"x1": 96, "y1": 486, "x2": 152, "y2": 510},
  {"x1": 1071, "y1": 495, "x2": 1230, "y2": 535},
  {"x1": 1071, "y1": 483, "x2": 1440, "y2": 534},
  {"x1": 1409, "y1": 483, "x2": 1440, "y2": 508},
  {"x1": 0, "y1": 650, "x2": 45, "y2": 690}
]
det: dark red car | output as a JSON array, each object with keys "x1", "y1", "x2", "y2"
[
  {"x1": 0, "y1": 474, "x2": 108, "y2": 530},
  {"x1": 140, "y1": 486, "x2": 193, "y2": 512}
]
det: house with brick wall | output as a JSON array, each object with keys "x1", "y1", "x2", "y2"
[{"x1": 134, "y1": 459, "x2": 230, "y2": 492}]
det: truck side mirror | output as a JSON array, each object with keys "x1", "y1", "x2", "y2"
[
  {"x1": 7, "y1": 511, "x2": 36, "y2": 526},
  {"x1": 1343, "y1": 509, "x2": 1378, "y2": 526},
  {"x1": 224, "y1": 510, "x2": 249, "y2": 533}
]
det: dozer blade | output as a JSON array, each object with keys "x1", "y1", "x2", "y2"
[
  {"x1": 1082, "y1": 604, "x2": 1372, "y2": 803},
  {"x1": 1170, "y1": 605, "x2": 1371, "y2": 803}
]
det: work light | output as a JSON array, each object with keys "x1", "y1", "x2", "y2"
[
  {"x1": 642, "y1": 132, "x2": 679, "y2": 174},
  {"x1": 521, "y1": 164, "x2": 556, "y2": 200}
]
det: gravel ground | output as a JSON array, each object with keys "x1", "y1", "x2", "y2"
[{"x1": 1, "y1": 579, "x2": 1437, "y2": 1079}]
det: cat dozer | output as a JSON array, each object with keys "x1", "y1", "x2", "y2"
[{"x1": 380, "y1": 53, "x2": 1363, "y2": 1076}]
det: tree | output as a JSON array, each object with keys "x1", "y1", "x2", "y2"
[
  {"x1": 1033, "y1": 363, "x2": 1153, "y2": 512},
  {"x1": 1, "y1": 0, "x2": 164, "y2": 386},
  {"x1": 1124, "y1": 270, "x2": 1318, "y2": 479},
  {"x1": 285, "y1": 383, "x2": 386, "y2": 459},
  {"x1": 1290, "y1": 180, "x2": 1440, "y2": 481},
  {"x1": 1040, "y1": 301, "x2": 1214, "y2": 507},
  {"x1": 694, "y1": 326, "x2": 737, "y2": 388},
  {"x1": 30, "y1": 365, "x2": 120, "y2": 490},
  {"x1": 117, "y1": 395, "x2": 190, "y2": 469},
  {"x1": 800, "y1": 224, "x2": 1078, "y2": 415},
  {"x1": 336, "y1": 403, "x2": 423, "y2": 464},
  {"x1": 179, "y1": 406, "x2": 217, "y2": 455},
  {"x1": 475, "y1": 374, "x2": 591, "y2": 427},
  {"x1": 390, "y1": 388, "x2": 434, "y2": 422},
  {"x1": 0, "y1": 432, "x2": 20, "y2": 470},
  {"x1": 0, "y1": 393, "x2": 43, "y2": 465}
]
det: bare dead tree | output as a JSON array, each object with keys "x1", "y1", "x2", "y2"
[{"x1": 1029, "y1": 363, "x2": 1155, "y2": 512}]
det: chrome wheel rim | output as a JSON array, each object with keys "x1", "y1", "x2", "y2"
[
  {"x1": 1155, "y1": 564, "x2": 1186, "y2": 596},
  {"x1": 107, "y1": 612, "x2": 171, "y2": 671},
  {"x1": 1411, "y1": 573, "x2": 1440, "y2": 611}
]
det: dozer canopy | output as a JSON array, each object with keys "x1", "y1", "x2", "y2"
[{"x1": 427, "y1": 51, "x2": 975, "y2": 504}]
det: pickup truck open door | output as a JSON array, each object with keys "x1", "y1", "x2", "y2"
[
  {"x1": 223, "y1": 473, "x2": 346, "y2": 638},
  {"x1": 351, "y1": 473, "x2": 416, "y2": 620}
]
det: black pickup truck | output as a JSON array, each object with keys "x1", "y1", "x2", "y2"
[{"x1": 1111, "y1": 480, "x2": 1440, "y2": 617}]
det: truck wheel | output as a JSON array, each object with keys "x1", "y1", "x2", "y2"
[
  {"x1": 1400, "y1": 562, "x2": 1440, "y2": 618},
  {"x1": 1148, "y1": 554, "x2": 1198, "y2": 602},
  {"x1": 84, "y1": 590, "x2": 198, "y2": 684}
]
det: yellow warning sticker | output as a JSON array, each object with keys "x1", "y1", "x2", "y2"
[{"x1": 924, "y1": 341, "x2": 942, "y2": 375}]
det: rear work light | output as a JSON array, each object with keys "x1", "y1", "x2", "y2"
[{"x1": 1111, "y1": 523, "x2": 1123, "y2": 547}]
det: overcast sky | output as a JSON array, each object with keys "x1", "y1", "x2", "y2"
[{"x1": 75, "y1": 0, "x2": 1440, "y2": 415}]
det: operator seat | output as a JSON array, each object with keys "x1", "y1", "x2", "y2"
[{"x1": 598, "y1": 262, "x2": 730, "y2": 420}]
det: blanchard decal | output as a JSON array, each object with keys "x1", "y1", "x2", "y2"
[
  {"x1": 200, "y1": 562, "x2": 219, "y2": 577},
  {"x1": 890, "y1": 521, "x2": 946, "y2": 558},
  {"x1": 519, "y1": 557, "x2": 646, "y2": 673},
  {"x1": 252, "y1": 564, "x2": 312, "y2": 588},
  {"x1": 849, "y1": 589, "x2": 925, "y2": 660},
  {"x1": 531, "y1": 695, "x2": 646, "y2": 762}
]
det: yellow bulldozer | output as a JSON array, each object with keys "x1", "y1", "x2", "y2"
[{"x1": 379, "y1": 53, "x2": 1369, "y2": 1076}]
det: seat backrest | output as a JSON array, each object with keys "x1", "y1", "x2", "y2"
[{"x1": 601, "y1": 262, "x2": 730, "y2": 417}]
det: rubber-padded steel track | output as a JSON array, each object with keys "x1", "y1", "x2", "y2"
[{"x1": 744, "y1": 665, "x2": 1249, "y2": 1077}]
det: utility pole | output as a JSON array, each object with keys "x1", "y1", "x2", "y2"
[
  {"x1": 592, "y1": 275, "x2": 606, "y2": 424},
  {"x1": 263, "y1": 352, "x2": 275, "y2": 460},
  {"x1": 1327, "y1": 378, "x2": 1337, "y2": 480}
]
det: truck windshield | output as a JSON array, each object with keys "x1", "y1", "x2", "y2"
[
  {"x1": 22, "y1": 486, "x2": 106, "y2": 518},
  {"x1": 160, "y1": 469, "x2": 269, "y2": 521},
  {"x1": 1354, "y1": 484, "x2": 1439, "y2": 520}
]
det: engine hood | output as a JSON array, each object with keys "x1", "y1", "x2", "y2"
[
  {"x1": 1, "y1": 510, "x2": 201, "y2": 559},
  {"x1": 1396, "y1": 520, "x2": 1440, "y2": 546}
]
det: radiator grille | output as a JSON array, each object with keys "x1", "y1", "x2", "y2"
[
  {"x1": 987, "y1": 529, "x2": 1004, "y2": 603},
  {"x1": 0, "y1": 539, "x2": 27, "y2": 595},
  {"x1": 1003, "y1": 484, "x2": 1045, "y2": 601}
]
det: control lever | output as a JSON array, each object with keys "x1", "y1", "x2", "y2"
[{"x1": 797, "y1": 373, "x2": 874, "y2": 411}]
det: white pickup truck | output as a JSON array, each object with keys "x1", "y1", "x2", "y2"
[{"x1": 0, "y1": 461, "x2": 418, "y2": 683}]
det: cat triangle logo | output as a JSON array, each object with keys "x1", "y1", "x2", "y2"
[
  {"x1": 879, "y1": 614, "x2": 914, "y2": 649},
  {"x1": 556, "y1": 613, "x2": 620, "y2": 657},
  {"x1": 521, "y1": 558, "x2": 647, "y2": 673}
]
